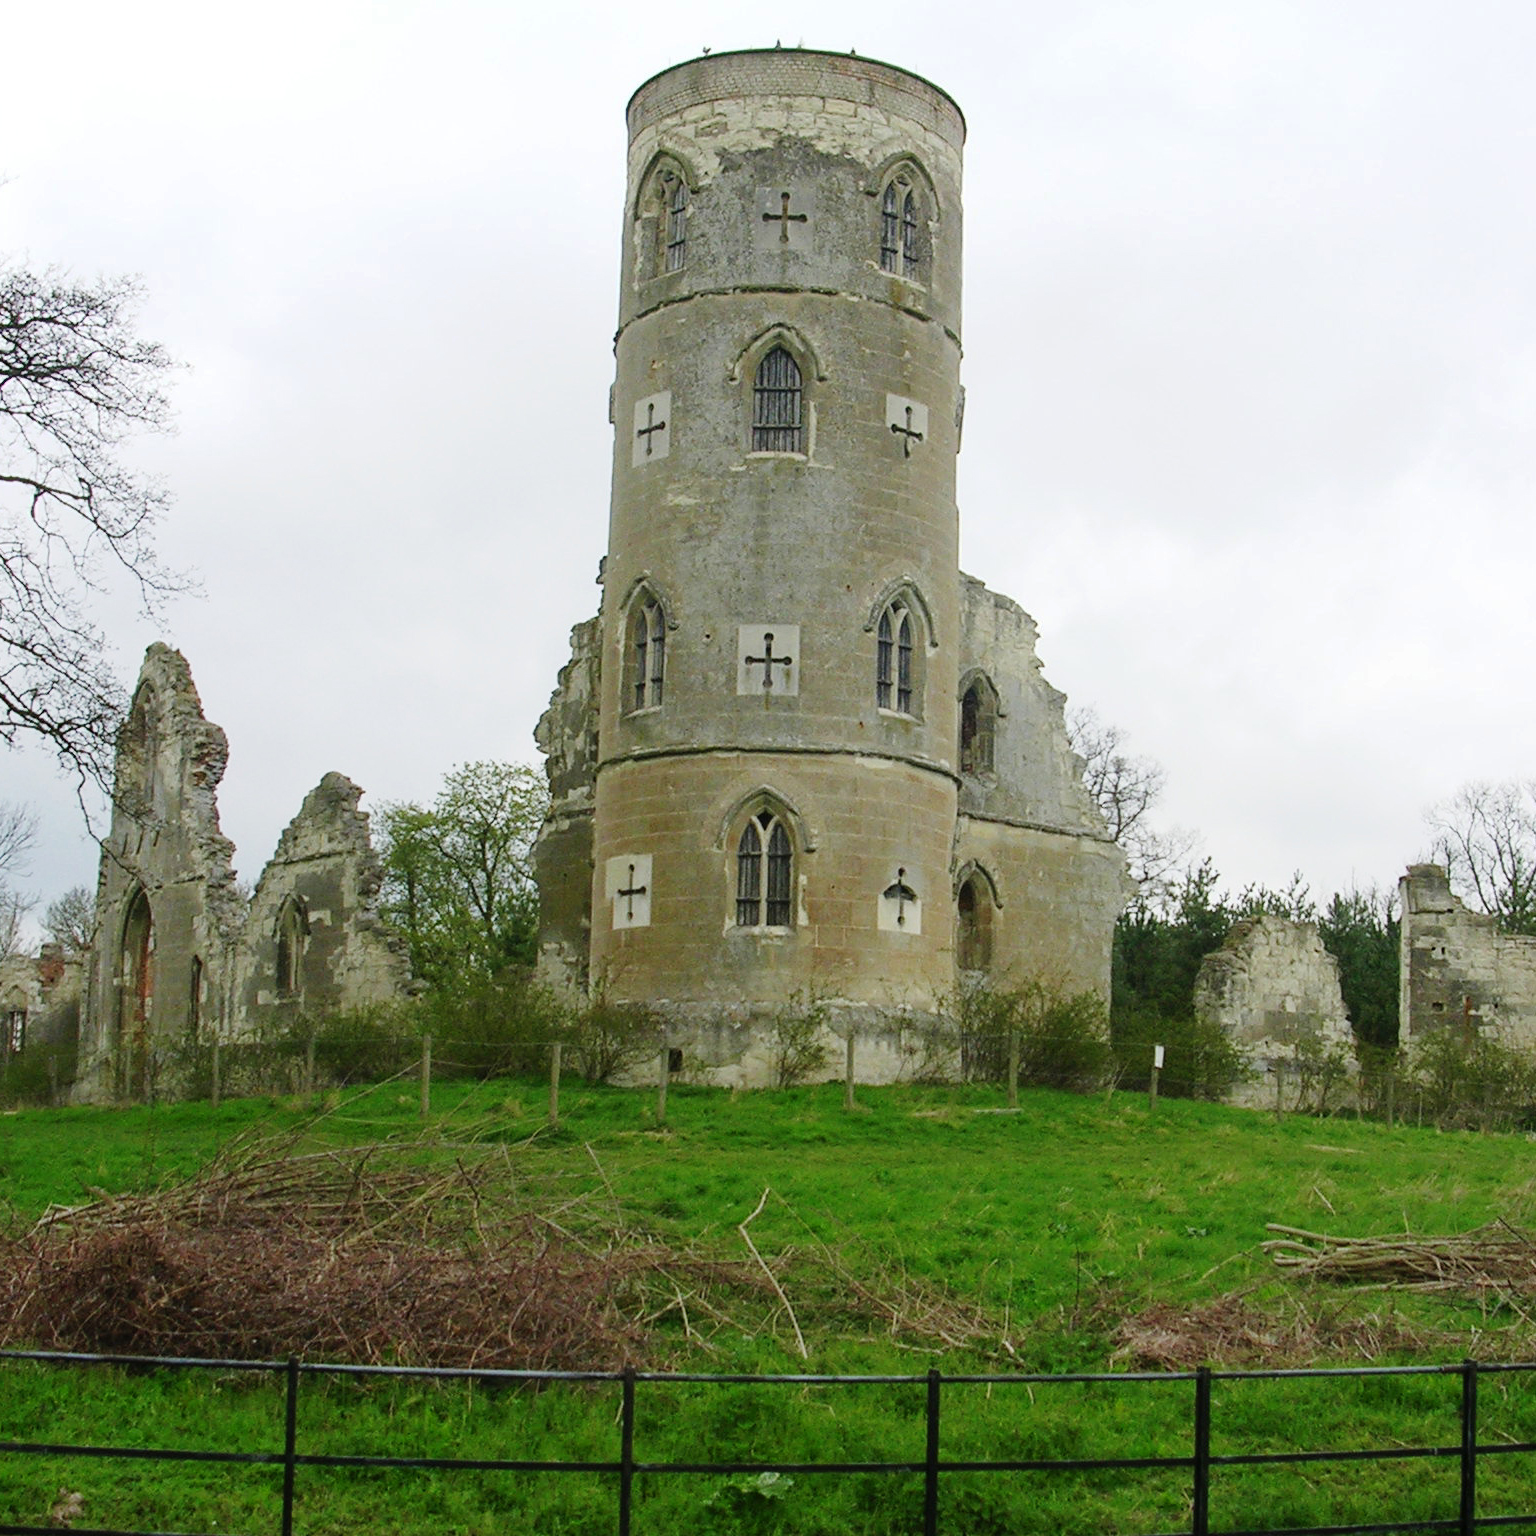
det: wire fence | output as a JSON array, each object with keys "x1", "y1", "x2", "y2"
[{"x1": 2, "y1": 1350, "x2": 1535, "y2": 1535}]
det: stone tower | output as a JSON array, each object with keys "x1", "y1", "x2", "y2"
[{"x1": 537, "y1": 49, "x2": 1126, "y2": 1074}]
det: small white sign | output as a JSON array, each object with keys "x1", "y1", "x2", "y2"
[
  {"x1": 736, "y1": 625, "x2": 800, "y2": 697},
  {"x1": 605, "y1": 854, "x2": 653, "y2": 930},
  {"x1": 1153, "y1": 1044, "x2": 1166, "y2": 1070},
  {"x1": 631, "y1": 391, "x2": 671, "y2": 466}
]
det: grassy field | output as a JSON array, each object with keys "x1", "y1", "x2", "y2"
[{"x1": 3, "y1": 1079, "x2": 1536, "y2": 1532}]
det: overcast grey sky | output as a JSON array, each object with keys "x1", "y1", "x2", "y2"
[{"x1": 4, "y1": 0, "x2": 1533, "y2": 924}]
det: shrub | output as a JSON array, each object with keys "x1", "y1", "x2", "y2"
[
  {"x1": 957, "y1": 977, "x2": 1113, "y2": 1093},
  {"x1": 768, "y1": 993, "x2": 831, "y2": 1088},
  {"x1": 418, "y1": 968, "x2": 565, "y2": 1080},
  {"x1": 1408, "y1": 1028, "x2": 1536, "y2": 1131},
  {"x1": 566, "y1": 996, "x2": 664, "y2": 1085},
  {"x1": 311, "y1": 1002, "x2": 421, "y2": 1085},
  {"x1": 1112, "y1": 1009, "x2": 1250, "y2": 1101}
]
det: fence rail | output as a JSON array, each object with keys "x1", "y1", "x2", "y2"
[{"x1": 3, "y1": 1350, "x2": 1536, "y2": 1535}]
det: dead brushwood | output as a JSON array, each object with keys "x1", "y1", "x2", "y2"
[
  {"x1": 1114, "y1": 1291, "x2": 1433, "y2": 1370},
  {"x1": 0, "y1": 1130, "x2": 1005, "y2": 1369},
  {"x1": 1262, "y1": 1220, "x2": 1536, "y2": 1296}
]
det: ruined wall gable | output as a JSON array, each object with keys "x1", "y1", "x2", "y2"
[
  {"x1": 956, "y1": 574, "x2": 1105, "y2": 836},
  {"x1": 80, "y1": 645, "x2": 245, "y2": 1098},
  {"x1": 236, "y1": 773, "x2": 409, "y2": 1023},
  {"x1": 535, "y1": 617, "x2": 601, "y2": 814},
  {"x1": 1194, "y1": 914, "x2": 1353, "y2": 1106},
  {"x1": 1400, "y1": 863, "x2": 1536, "y2": 1044}
]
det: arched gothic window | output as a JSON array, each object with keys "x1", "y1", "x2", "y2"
[
  {"x1": 876, "y1": 600, "x2": 916, "y2": 715},
  {"x1": 960, "y1": 677, "x2": 998, "y2": 775},
  {"x1": 275, "y1": 898, "x2": 307, "y2": 996},
  {"x1": 736, "y1": 809, "x2": 794, "y2": 928},
  {"x1": 752, "y1": 347, "x2": 804, "y2": 453},
  {"x1": 880, "y1": 176, "x2": 920, "y2": 278},
  {"x1": 629, "y1": 596, "x2": 666, "y2": 711}
]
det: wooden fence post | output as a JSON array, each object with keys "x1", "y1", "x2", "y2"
[
  {"x1": 210, "y1": 1037, "x2": 221, "y2": 1110},
  {"x1": 548, "y1": 1041, "x2": 562, "y2": 1129},
  {"x1": 657, "y1": 1046, "x2": 669, "y2": 1127},
  {"x1": 305, "y1": 1027, "x2": 317, "y2": 1097},
  {"x1": 47, "y1": 1053, "x2": 59, "y2": 1107},
  {"x1": 419, "y1": 1034, "x2": 432, "y2": 1120},
  {"x1": 1007, "y1": 1030, "x2": 1020, "y2": 1110},
  {"x1": 1149, "y1": 1044, "x2": 1162, "y2": 1113},
  {"x1": 844, "y1": 1031, "x2": 856, "y2": 1112}
]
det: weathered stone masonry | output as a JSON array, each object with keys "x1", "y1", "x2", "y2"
[
  {"x1": 535, "y1": 49, "x2": 1127, "y2": 1081},
  {"x1": 1399, "y1": 863, "x2": 1536, "y2": 1047},
  {"x1": 76, "y1": 645, "x2": 408, "y2": 1100}
]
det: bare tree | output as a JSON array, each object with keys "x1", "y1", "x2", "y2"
[
  {"x1": 0, "y1": 800, "x2": 35, "y2": 876},
  {"x1": 1, "y1": 264, "x2": 183, "y2": 782},
  {"x1": 1067, "y1": 707, "x2": 1198, "y2": 905},
  {"x1": 0, "y1": 800, "x2": 35, "y2": 961},
  {"x1": 43, "y1": 883, "x2": 95, "y2": 952},
  {"x1": 1426, "y1": 779, "x2": 1536, "y2": 935}
]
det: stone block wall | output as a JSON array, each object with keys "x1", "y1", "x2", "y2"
[
  {"x1": 1194, "y1": 914, "x2": 1353, "y2": 1108},
  {"x1": 1400, "y1": 864, "x2": 1536, "y2": 1046}
]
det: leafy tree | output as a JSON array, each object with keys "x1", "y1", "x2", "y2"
[
  {"x1": 43, "y1": 884, "x2": 95, "y2": 952},
  {"x1": 1, "y1": 266, "x2": 182, "y2": 781},
  {"x1": 1318, "y1": 886, "x2": 1399, "y2": 1049},
  {"x1": 1425, "y1": 779, "x2": 1536, "y2": 935},
  {"x1": 1113, "y1": 858, "x2": 1234, "y2": 1026},
  {"x1": 377, "y1": 761, "x2": 548, "y2": 986}
]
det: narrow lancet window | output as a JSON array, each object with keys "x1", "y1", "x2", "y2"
[
  {"x1": 752, "y1": 347, "x2": 803, "y2": 453},
  {"x1": 665, "y1": 175, "x2": 689, "y2": 271},
  {"x1": 880, "y1": 182, "x2": 901, "y2": 272},
  {"x1": 630, "y1": 597, "x2": 665, "y2": 710},
  {"x1": 876, "y1": 600, "x2": 917, "y2": 714},
  {"x1": 902, "y1": 190, "x2": 919, "y2": 277}
]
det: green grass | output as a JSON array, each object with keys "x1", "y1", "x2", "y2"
[{"x1": 4, "y1": 1079, "x2": 1536, "y2": 1531}]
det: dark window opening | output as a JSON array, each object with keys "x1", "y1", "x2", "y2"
[
  {"x1": 752, "y1": 347, "x2": 804, "y2": 453},
  {"x1": 877, "y1": 602, "x2": 917, "y2": 714},
  {"x1": 665, "y1": 174, "x2": 688, "y2": 272},
  {"x1": 960, "y1": 679, "x2": 996, "y2": 775},
  {"x1": 957, "y1": 878, "x2": 992, "y2": 971},
  {"x1": 631, "y1": 598, "x2": 665, "y2": 711}
]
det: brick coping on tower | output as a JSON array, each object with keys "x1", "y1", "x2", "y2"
[{"x1": 626, "y1": 47, "x2": 965, "y2": 148}]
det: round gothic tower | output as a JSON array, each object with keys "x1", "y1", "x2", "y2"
[{"x1": 584, "y1": 49, "x2": 967, "y2": 1020}]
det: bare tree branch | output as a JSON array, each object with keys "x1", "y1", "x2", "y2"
[
  {"x1": 1426, "y1": 780, "x2": 1536, "y2": 935},
  {"x1": 0, "y1": 263, "x2": 186, "y2": 782},
  {"x1": 0, "y1": 799, "x2": 36, "y2": 877}
]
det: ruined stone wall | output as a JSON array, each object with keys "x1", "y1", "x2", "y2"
[
  {"x1": 1400, "y1": 864, "x2": 1536, "y2": 1046},
  {"x1": 1194, "y1": 915, "x2": 1354, "y2": 1108},
  {"x1": 532, "y1": 617, "x2": 600, "y2": 994},
  {"x1": 953, "y1": 575, "x2": 1125, "y2": 997},
  {"x1": 0, "y1": 946, "x2": 83, "y2": 1059},
  {"x1": 77, "y1": 647, "x2": 409, "y2": 1101},
  {"x1": 79, "y1": 644, "x2": 244, "y2": 1099},
  {"x1": 233, "y1": 773, "x2": 410, "y2": 1029}
]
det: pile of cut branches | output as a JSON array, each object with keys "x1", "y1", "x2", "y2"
[
  {"x1": 1262, "y1": 1221, "x2": 1536, "y2": 1295},
  {"x1": 0, "y1": 1129, "x2": 1001, "y2": 1369}
]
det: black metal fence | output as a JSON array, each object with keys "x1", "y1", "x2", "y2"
[{"x1": 2, "y1": 1349, "x2": 1535, "y2": 1535}]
